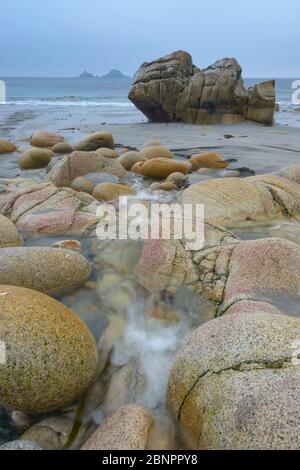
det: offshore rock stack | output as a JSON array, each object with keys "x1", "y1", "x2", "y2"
[{"x1": 129, "y1": 50, "x2": 276, "y2": 125}]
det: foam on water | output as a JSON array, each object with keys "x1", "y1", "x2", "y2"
[
  {"x1": 110, "y1": 295, "x2": 201, "y2": 410},
  {"x1": 4, "y1": 100, "x2": 134, "y2": 107},
  {"x1": 0, "y1": 77, "x2": 299, "y2": 127}
]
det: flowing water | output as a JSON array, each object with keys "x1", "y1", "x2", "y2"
[
  {"x1": 1, "y1": 76, "x2": 300, "y2": 448},
  {"x1": 3, "y1": 178, "x2": 300, "y2": 448}
]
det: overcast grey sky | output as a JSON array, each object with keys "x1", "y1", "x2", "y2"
[{"x1": 1, "y1": 0, "x2": 299, "y2": 77}]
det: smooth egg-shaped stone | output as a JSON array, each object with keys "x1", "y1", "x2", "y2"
[
  {"x1": 0, "y1": 247, "x2": 91, "y2": 296},
  {"x1": 0, "y1": 285, "x2": 98, "y2": 413}
]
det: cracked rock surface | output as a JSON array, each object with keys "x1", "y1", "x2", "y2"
[
  {"x1": 129, "y1": 50, "x2": 275, "y2": 125},
  {"x1": 180, "y1": 173, "x2": 300, "y2": 226},
  {"x1": 167, "y1": 310, "x2": 300, "y2": 449},
  {"x1": 0, "y1": 182, "x2": 99, "y2": 236}
]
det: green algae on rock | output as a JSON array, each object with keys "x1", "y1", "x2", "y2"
[{"x1": 0, "y1": 285, "x2": 99, "y2": 414}]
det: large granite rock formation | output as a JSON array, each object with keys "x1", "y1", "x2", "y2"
[{"x1": 129, "y1": 50, "x2": 275, "y2": 125}]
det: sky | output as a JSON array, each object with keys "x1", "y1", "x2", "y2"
[{"x1": 0, "y1": 0, "x2": 299, "y2": 77}]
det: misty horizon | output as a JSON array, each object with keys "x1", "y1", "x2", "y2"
[{"x1": 1, "y1": 0, "x2": 299, "y2": 78}]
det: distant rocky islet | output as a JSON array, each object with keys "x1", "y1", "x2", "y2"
[{"x1": 79, "y1": 69, "x2": 132, "y2": 81}]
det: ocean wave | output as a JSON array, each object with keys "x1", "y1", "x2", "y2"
[{"x1": 3, "y1": 100, "x2": 135, "y2": 107}]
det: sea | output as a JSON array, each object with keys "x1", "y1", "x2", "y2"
[{"x1": 0, "y1": 77, "x2": 299, "y2": 138}]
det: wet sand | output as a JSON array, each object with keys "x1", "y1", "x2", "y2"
[{"x1": 1, "y1": 104, "x2": 299, "y2": 177}]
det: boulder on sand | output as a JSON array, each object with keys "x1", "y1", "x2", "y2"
[
  {"x1": 0, "y1": 285, "x2": 98, "y2": 413},
  {"x1": 75, "y1": 131, "x2": 114, "y2": 151},
  {"x1": 0, "y1": 139, "x2": 17, "y2": 154},
  {"x1": 132, "y1": 158, "x2": 191, "y2": 179},
  {"x1": 142, "y1": 140, "x2": 161, "y2": 148},
  {"x1": 30, "y1": 130, "x2": 64, "y2": 148},
  {"x1": 190, "y1": 152, "x2": 235, "y2": 170},
  {"x1": 19, "y1": 148, "x2": 53, "y2": 170},
  {"x1": 92, "y1": 182, "x2": 136, "y2": 201},
  {"x1": 51, "y1": 142, "x2": 73, "y2": 154},
  {"x1": 140, "y1": 146, "x2": 174, "y2": 160},
  {"x1": 129, "y1": 50, "x2": 275, "y2": 125}
]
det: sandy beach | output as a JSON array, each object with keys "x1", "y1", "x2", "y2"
[
  {"x1": 6, "y1": 110, "x2": 300, "y2": 176},
  {"x1": 0, "y1": 100, "x2": 298, "y2": 173}
]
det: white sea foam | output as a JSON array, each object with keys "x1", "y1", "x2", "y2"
[
  {"x1": 110, "y1": 300, "x2": 196, "y2": 410},
  {"x1": 4, "y1": 100, "x2": 134, "y2": 107}
]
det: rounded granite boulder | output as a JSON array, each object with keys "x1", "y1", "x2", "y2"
[
  {"x1": 167, "y1": 309, "x2": 300, "y2": 450},
  {"x1": 30, "y1": 130, "x2": 64, "y2": 148},
  {"x1": 71, "y1": 176, "x2": 94, "y2": 194},
  {"x1": 47, "y1": 151, "x2": 126, "y2": 187},
  {"x1": 117, "y1": 151, "x2": 146, "y2": 171},
  {"x1": 92, "y1": 182, "x2": 136, "y2": 201},
  {"x1": 141, "y1": 140, "x2": 161, "y2": 148},
  {"x1": 51, "y1": 142, "x2": 73, "y2": 154},
  {"x1": 96, "y1": 148, "x2": 119, "y2": 159},
  {"x1": 132, "y1": 158, "x2": 191, "y2": 179},
  {"x1": 19, "y1": 148, "x2": 53, "y2": 170},
  {"x1": 140, "y1": 146, "x2": 174, "y2": 160},
  {"x1": 166, "y1": 172, "x2": 187, "y2": 187},
  {"x1": 0, "y1": 247, "x2": 91, "y2": 296},
  {"x1": 0, "y1": 139, "x2": 17, "y2": 154},
  {"x1": 75, "y1": 131, "x2": 114, "y2": 151},
  {"x1": 0, "y1": 285, "x2": 98, "y2": 413},
  {"x1": 0, "y1": 215, "x2": 22, "y2": 248},
  {"x1": 190, "y1": 151, "x2": 232, "y2": 170}
]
